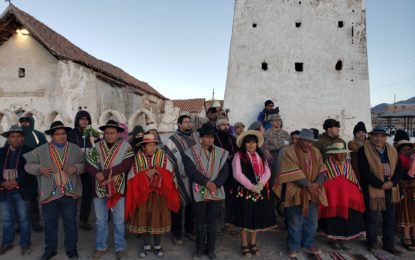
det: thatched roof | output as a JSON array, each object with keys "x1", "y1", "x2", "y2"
[{"x1": 0, "y1": 4, "x2": 166, "y2": 99}]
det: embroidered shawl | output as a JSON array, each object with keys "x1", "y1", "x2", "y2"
[{"x1": 184, "y1": 143, "x2": 228, "y2": 202}]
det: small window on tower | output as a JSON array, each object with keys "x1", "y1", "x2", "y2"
[
  {"x1": 18, "y1": 68, "x2": 25, "y2": 78},
  {"x1": 295, "y1": 22, "x2": 301, "y2": 28},
  {"x1": 335, "y1": 60, "x2": 343, "y2": 71},
  {"x1": 252, "y1": 23, "x2": 257, "y2": 28},
  {"x1": 261, "y1": 62, "x2": 268, "y2": 71},
  {"x1": 338, "y1": 21, "x2": 344, "y2": 28},
  {"x1": 295, "y1": 63, "x2": 303, "y2": 72}
]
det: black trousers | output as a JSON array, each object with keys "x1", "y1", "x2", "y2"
[
  {"x1": 193, "y1": 201, "x2": 221, "y2": 253},
  {"x1": 29, "y1": 193, "x2": 41, "y2": 223},
  {"x1": 364, "y1": 189, "x2": 396, "y2": 247},
  {"x1": 79, "y1": 173, "x2": 93, "y2": 221},
  {"x1": 171, "y1": 203, "x2": 194, "y2": 239}
]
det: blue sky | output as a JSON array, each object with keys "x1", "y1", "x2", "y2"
[{"x1": 1, "y1": 0, "x2": 413, "y2": 106}]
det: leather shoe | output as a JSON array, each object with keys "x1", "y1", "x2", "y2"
[
  {"x1": 382, "y1": 245, "x2": 402, "y2": 256},
  {"x1": 67, "y1": 250, "x2": 79, "y2": 259},
  {"x1": 328, "y1": 240, "x2": 341, "y2": 250},
  {"x1": 80, "y1": 220, "x2": 92, "y2": 231},
  {"x1": 41, "y1": 251, "x2": 57, "y2": 260},
  {"x1": 0, "y1": 245, "x2": 13, "y2": 255},
  {"x1": 32, "y1": 222, "x2": 44, "y2": 233}
]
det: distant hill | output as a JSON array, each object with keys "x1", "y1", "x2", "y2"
[
  {"x1": 371, "y1": 96, "x2": 415, "y2": 112},
  {"x1": 396, "y1": 96, "x2": 415, "y2": 104},
  {"x1": 371, "y1": 103, "x2": 388, "y2": 112}
]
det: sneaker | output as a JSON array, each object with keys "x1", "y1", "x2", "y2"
[
  {"x1": 154, "y1": 246, "x2": 164, "y2": 257},
  {"x1": 0, "y1": 245, "x2": 13, "y2": 255},
  {"x1": 90, "y1": 250, "x2": 107, "y2": 259},
  {"x1": 32, "y1": 222, "x2": 44, "y2": 233},
  {"x1": 172, "y1": 236, "x2": 183, "y2": 245},
  {"x1": 287, "y1": 250, "x2": 297, "y2": 258},
  {"x1": 21, "y1": 245, "x2": 31, "y2": 256},
  {"x1": 116, "y1": 250, "x2": 127, "y2": 260},
  {"x1": 303, "y1": 247, "x2": 321, "y2": 255},
  {"x1": 67, "y1": 250, "x2": 79, "y2": 259},
  {"x1": 139, "y1": 246, "x2": 151, "y2": 258}
]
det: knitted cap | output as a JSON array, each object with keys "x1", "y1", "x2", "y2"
[{"x1": 353, "y1": 121, "x2": 367, "y2": 135}]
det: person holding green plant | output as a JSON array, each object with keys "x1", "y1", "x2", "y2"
[{"x1": 68, "y1": 110, "x2": 99, "y2": 231}]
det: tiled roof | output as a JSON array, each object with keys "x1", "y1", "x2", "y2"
[
  {"x1": 0, "y1": 4, "x2": 166, "y2": 99},
  {"x1": 172, "y1": 98, "x2": 206, "y2": 113},
  {"x1": 205, "y1": 99, "x2": 224, "y2": 109}
]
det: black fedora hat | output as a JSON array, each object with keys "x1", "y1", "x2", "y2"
[
  {"x1": 1, "y1": 125, "x2": 25, "y2": 138},
  {"x1": 198, "y1": 123, "x2": 216, "y2": 137},
  {"x1": 45, "y1": 121, "x2": 72, "y2": 135},
  {"x1": 99, "y1": 120, "x2": 125, "y2": 132},
  {"x1": 368, "y1": 125, "x2": 389, "y2": 136}
]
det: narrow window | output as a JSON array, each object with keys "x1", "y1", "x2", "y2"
[
  {"x1": 261, "y1": 62, "x2": 268, "y2": 71},
  {"x1": 295, "y1": 22, "x2": 301, "y2": 28},
  {"x1": 252, "y1": 23, "x2": 257, "y2": 28},
  {"x1": 338, "y1": 21, "x2": 344, "y2": 28},
  {"x1": 295, "y1": 63, "x2": 303, "y2": 72},
  {"x1": 335, "y1": 60, "x2": 343, "y2": 71},
  {"x1": 18, "y1": 68, "x2": 25, "y2": 78}
]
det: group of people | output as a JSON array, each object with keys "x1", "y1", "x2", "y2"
[{"x1": 0, "y1": 100, "x2": 414, "y2": 260}]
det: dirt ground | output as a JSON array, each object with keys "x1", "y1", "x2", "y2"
[{"x1": 0, "y1": 206, "x2": 410, "y2": 260}]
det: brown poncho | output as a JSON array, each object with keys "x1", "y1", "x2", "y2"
[{"x1": 273, "y1": 144, "x2": 328, "y2": 216}]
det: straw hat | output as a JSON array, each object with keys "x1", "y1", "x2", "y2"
[
  {"x1": 326, "y1": 143, "x2": 351, "y2": 154},
  {"x1": 236, "y1": 130, "x2": 264, "y2": 148}
]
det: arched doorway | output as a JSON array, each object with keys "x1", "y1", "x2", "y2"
[
  {"x1": 128, "y1": 109, "x2": 156, "y2": 130},
  {"x1": 0, "y1": 110, "x2": 18, "y2": 132},
  {"x1": 44, "y1": 110, "x2": 72, "y2": 127},
  {"x1": 98, "y1": 110, "x2": 127, "y2": 125}
]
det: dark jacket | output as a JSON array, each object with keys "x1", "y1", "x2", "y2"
[
  {"x1": 68, "y1": 110, "x2": 93, "y2": 150},
  {"x1": 20, "y1": 116, "x2": 47, "y2": 150},
  {"x1": 315, "y1": 133, "x2": 346, "y2": 161},
  {"x1": 0, "y1": 144, "x2": 35, "y2": 201},
  {"x1": 357, "y1": 145, "x2": 403, "y2": 195}
]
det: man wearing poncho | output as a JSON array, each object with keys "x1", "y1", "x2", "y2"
[
  {"x1": 183, "y1": 123, "x2": 229, "y2": 260},
  {"x1": 86, "y1": 120, "x2": 133, "y2": 260},
  {"x1": 125, "y1": 134, "x2": 180, "y2": 257},
  {"x1": 24, "y1": 121, "x2": 84, "y2": 260},
  {"x1": 273, "y1": 128, "x2": 327, "y2": 258}
]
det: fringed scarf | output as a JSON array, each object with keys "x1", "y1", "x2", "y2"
[
  {"x1": 125, "y1": 149, "x2": 180, "y2": 220},
  {"x1": 48, "y1": 143, "x2": 72, "y2": 195},
  {"x1": 363, "y1": 140, "x2": 399, "y2": 210},
  {"x1": 87, "y1": 139, "x2": 133, "y2": 208}
]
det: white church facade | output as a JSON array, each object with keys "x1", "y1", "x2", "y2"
[{"x1": 0, "y1": 4, "x2": 176, "y2": 132}]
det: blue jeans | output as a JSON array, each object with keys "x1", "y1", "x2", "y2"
[
  {"x1": 93, "y1": 197, "x2": 126, "y2": 251},
  {"x1": 285, "y1": 202, "x2": 318, "y2": 251},
  {"x1": 0, "y1": 190, "x2": 31, "y2": 247},
  {"x1": 42, "y1": 196, "x2": 78, "y2": 253}
]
